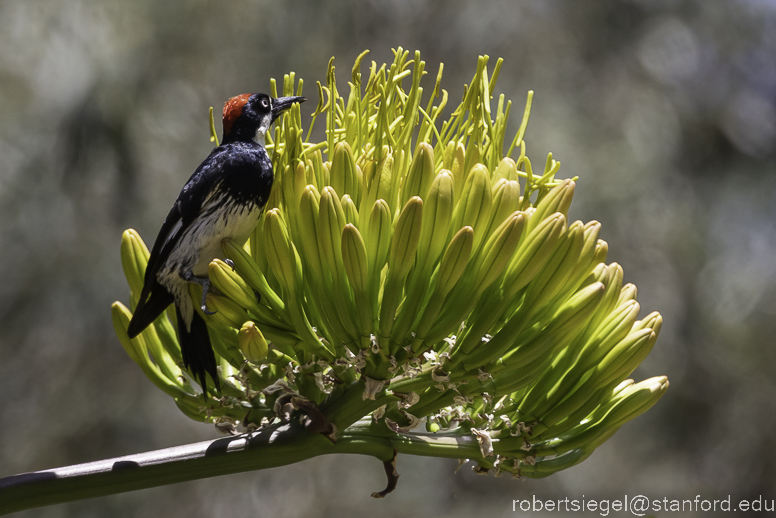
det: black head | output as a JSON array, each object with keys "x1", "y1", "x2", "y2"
[{"x1": 221, "y1": 93, "x2": 305, "y2": 144}]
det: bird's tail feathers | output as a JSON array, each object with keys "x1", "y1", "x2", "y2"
[
  {"x1": 127, "y1": 284, "x2": 175, "y2": 338},
  {"x1": 176, "y1": 305, "x2": 221, "y2": 397}
]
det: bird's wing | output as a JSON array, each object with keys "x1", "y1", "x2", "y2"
[
  {"x1": 126, "y1": 200, "x2": 188, "y2": 337},
  {"x1": 143, "y1": 202, "x2": 185, "y2": 282},
  {"x1": 143, "y1": 147, "x2": 229, "y2": 285},
  {"x1": 128, "y1": 147, "x2": 227, "y2": 336}
]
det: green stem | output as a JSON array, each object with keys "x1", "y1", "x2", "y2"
[
  {"x1": 346, "y1": 422, "x2": 486, "y2": 460},
  {"x1": 0, "y1": 423, "x2": 309, "y2": 515},
  {"x1": 0, "y1": 422, "x2": 490, "y2": 516}
]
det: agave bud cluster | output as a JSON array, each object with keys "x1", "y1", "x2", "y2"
[{"x1": 113, "y1": 48, "x2": 668, "y2": 478}]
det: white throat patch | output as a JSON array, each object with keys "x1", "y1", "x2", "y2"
[{"x1": 254, "y1": 113, "x2": 272, "y2": 147}]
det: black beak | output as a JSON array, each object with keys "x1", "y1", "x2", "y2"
[{"x1": 271, "y1": 96, "x2": 305, "y2": 123}]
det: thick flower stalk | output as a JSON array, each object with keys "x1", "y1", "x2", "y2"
[{"x1": 113, "y1": 48, "x2": 668, "y2": 481}]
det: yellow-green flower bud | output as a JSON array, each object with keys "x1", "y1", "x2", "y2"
[
  {"x1": 317, "y1": 187, "x2": 348, "y2": 283},
  {"x1": 387, "y1": 196, "x2": 424, "y2": 279},
  {"x1": 341, "y1": 194, "x2": 359, "y2": 227},
  {"x1": 442, "y1": 140, "x2": 455, "y2": 170},
  {"x1": 365, "y1": 199, "x2": 392, "y2": 284},
  {"x1": 496, "y1": 281, "x2": 605, "y2": 371},
  {"x1": 380, "y1": 196, "x2": 424, "y2": 348},
  {"x1": 528, "y1": 179, "x2": 575, "y2": 234},
  {"x1": 317, "y1": 187, "x2": 362, "y2": 344},
  {"x1": 592, "y1": 328, "x2": 655, "y2": 389},
  {"x1": 238, "y1": 321, "x2": 269, "y2": 363},
  {"x1": 541, "y1": 376, "x2": 669, "y2": 454},
  {"x1": 341, "y1": 224, "x2": 372, "y2": 336},
  {"x1": 222, "y1": 239, "x2": 286, "y2": 317},
  {"x1": 401, "y1": 142, "x2": 435, "y2": 207},
  {"x1": 265, "y1": 208, "x2": 332, "y2": 359},
  {"x1": 111, "y1": 302, "x2": 190, "y2": 398},
  {"x1": 388, "y1": 170, "x2": 456, "y2": 345},
  {"x1": 263, "y1": 209, "x2": 298, "y2": 292},
  {"x1": 493, "y1": 156, "x2": 519, "y2": 183},
  {"x1": 582, "y1": 220, "x2": 602, "y2": 258},
  {"x1": 363, "y1": 152, "x2": 394, "y2": 214},
  {"x1": 297, "y1": 185, "x2": 324, "y2": 281},
  {"x1": 322, "y1": 162, "x2": 331, "y2": 188},
  {"x1": 410, "y1": 226, "x2": 474, "y2": 352},
  {"x1": 449, "y1": 163, "x2": 492, "y2": 253},
  {"x1": 415, "y1": 170, "x2": 454, "y2": 271},
  {"x1": 607, "y1": 376, "x2": 669, "y2": 426},
  {"x1": 593, "y1": 238, "x2": 609, "y2": 265},
  {"x1": 470, "y1": 211, "x2": 525, "y2": 296},
  {"x1": 543, "y1": 220, "x2": 602, "y2": 303},
  {"x1": 330, "y1": 141, "x2": 360, "y2": 204},
  {"x1": 292, "y1": 161, "x2": 307, "y2": 212},
  {"x1": 280, "y1": 164, "x2": 295, "y2": 215},
  {"x1": 486, "y1": 179, "x2": 521, "y2": 239},
  {"x1": 618, "y1": 283, "x2": 639, "y2": 305},
  {"x1": 565, "y1": 262, "x2": 623, "y2": 351},
  {"x1": 205, "y1": 293, "x2": 248, "y2": 329},
  {"x1": 503, "y1": 212, "x2": 566, "y2": 297},
  {"x1": 523, "y1": 221, "x2": 585, "y2": 311},
  {"x1": 449, "y1": 142, "x2": 466, "y2": 201},
  {"x1": 576, "y1": 299, "x2": 642, "y2": 371},
  {"x1": 632, "y1": 311, "x2": 662, "y2": 334},
  {"x1": 112, "y1": 301, "x2": 143, "y2": 365},
  {"x1": 120, "y1": 229, "x2": 150, "y2": 302},
  {"x1": 436, "y1": 226, "x2": 475, "y2": 295},
  {"x1": 341, "y1": 224, "x2": 369, "y2": 293},
  {"x1": 208, "y1": 259, "x2": 261, "y2": 313}
]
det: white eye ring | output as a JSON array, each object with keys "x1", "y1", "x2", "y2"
[{"x1": 261, "y1": 99, "x2": 270, "y2": 108}]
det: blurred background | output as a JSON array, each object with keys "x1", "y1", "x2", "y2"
[{"x1": 1, "y1": 0, "x2": 775, "y2": 516}]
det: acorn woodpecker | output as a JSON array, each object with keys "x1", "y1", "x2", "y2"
[{"x1": 127, "y1": 93, "x2": 305, "y2": 395}]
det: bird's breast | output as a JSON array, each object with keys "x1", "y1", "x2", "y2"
[{"x1": 193, "y1": 198, "x2": 264, "y2": 277}]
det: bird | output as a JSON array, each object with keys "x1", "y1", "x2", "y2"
[{"x1": 127, "y1": 93, "x2": 305, "y2": 396}]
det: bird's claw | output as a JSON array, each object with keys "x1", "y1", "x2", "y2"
[
  {"x1": 183, "y1": 272, "x2": 218, "y2": 315},
  {"x1": 200, "y1": 278, "x2": 214, "y2": 314},
  {"x1": 225, "y1": 258, "x2": 235, "y2": 270}
]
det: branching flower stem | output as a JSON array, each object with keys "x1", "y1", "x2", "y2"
[{"x1": 0, "y1": 417, "x2": 487, "y2": 516}]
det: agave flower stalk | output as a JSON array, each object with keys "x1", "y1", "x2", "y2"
[{"x1": 108, "y1": 48, "x2": 667, "y2": 486}]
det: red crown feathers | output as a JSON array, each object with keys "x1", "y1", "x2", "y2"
[{"x1": 222, "y1": 93, "x2": 252, "y2": 137}]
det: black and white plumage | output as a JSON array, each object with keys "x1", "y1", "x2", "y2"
[{"x1": 127, "y1": 93, "x2": 305, "y2": 395}]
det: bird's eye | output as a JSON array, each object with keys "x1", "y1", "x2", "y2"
[{"x1": 261, "y1": 99, "x2": 270, "y2": 108}]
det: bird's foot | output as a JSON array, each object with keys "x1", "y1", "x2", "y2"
[
  {"x1": 183, "y1": 271, "x2": 218, "y2": 315},
  {"x1": 200, "y1": 278, "x2": 217, "y2": 315},
  {"x1": 183, "y1": 271, "x2": 205, "y2": 285},
  {"x1": 225, "y1": 258, "x2": 235, "y2": 270}
]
